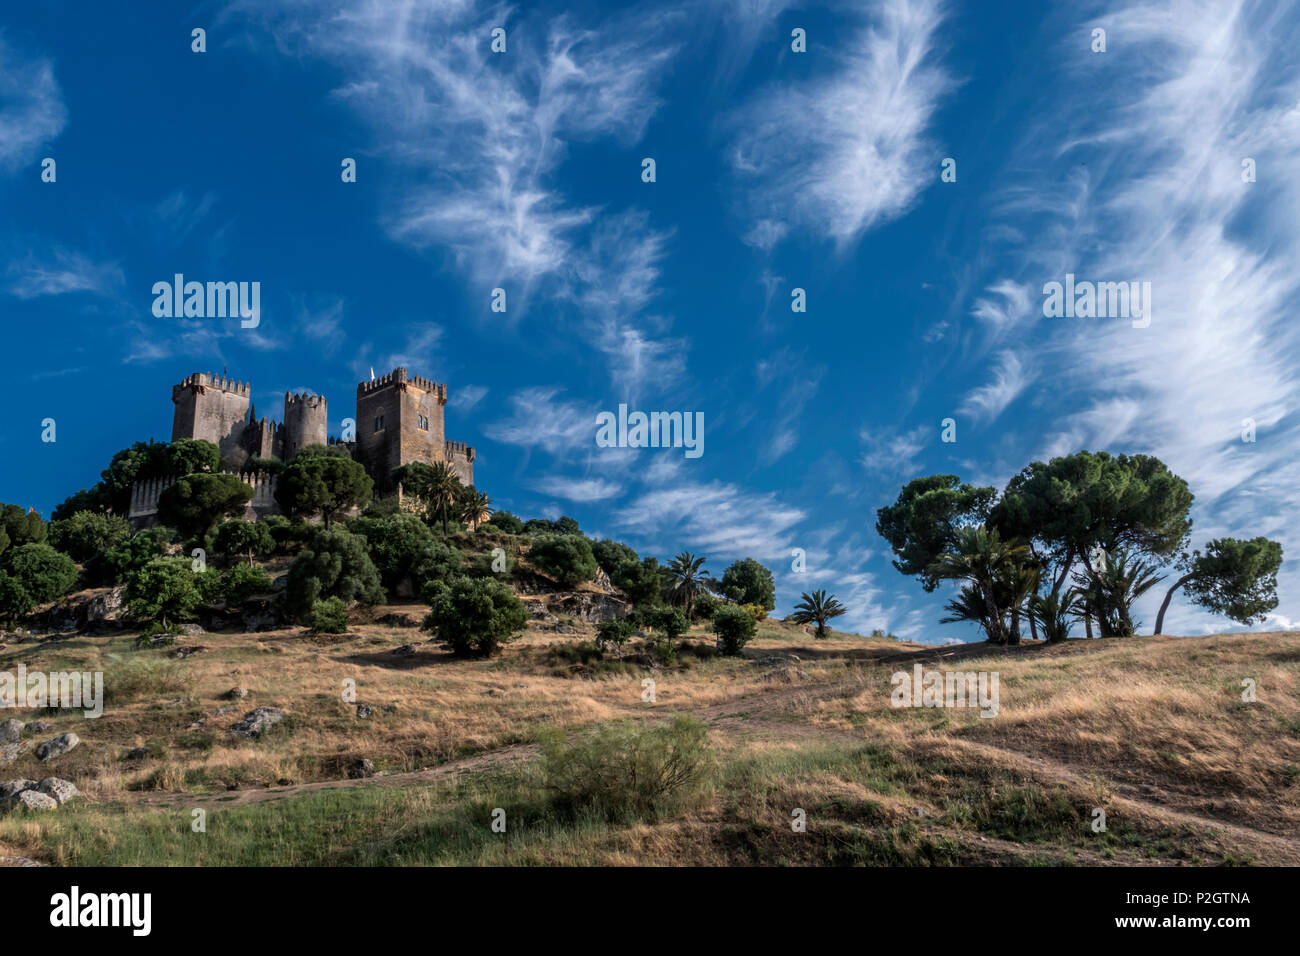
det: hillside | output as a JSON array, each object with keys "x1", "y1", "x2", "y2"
[{"x1": 2, "y1": 599, "x2": 1297, "y2": 866}]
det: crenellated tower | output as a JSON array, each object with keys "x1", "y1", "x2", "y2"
[
  {"x1": 281, "y1": 391, "x2": 328, "y2": 460},
  {"x1": 171, "y1": 373, "x2": 252, "y2": 467}
]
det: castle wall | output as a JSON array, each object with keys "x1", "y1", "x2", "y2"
[
  {"x1": 127, "y1": 472, "x2": 281, "y2": 529},
  {"x1": 282, "y1": 392, "x2": 327, "y2": 460},
  {"x1": 171, "y1": 374, "x2": 252, "y2": 468}
]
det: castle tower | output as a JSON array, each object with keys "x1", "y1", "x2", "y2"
[
  {"x1": 356, "y1": 367, "x2": 473, "y2": 490},
  {"x1": 171, "y1": 373, "x2": 252, "y2": 467},
  {"x1": 281, "y1": 391, "x2": 328, "y2": 460}
]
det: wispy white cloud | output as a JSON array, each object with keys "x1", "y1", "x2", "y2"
[
  {"x1": 959, "y1": 350, "x2": 1033, "y2": 424},
  {"x1": 6, "y1": 247, "x2": 123, "y2": 299},
  {"x1": 728, "y1": 0, "x2": 952, "y2": 248},
  {"x1": 533, "y1": 475, "x2": 623, "y2": 502},
  {"x1": 0, "y1": 34, "x2": 66, "y2": 170}
]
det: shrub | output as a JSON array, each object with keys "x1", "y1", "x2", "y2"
[
  {"x1": 612, "y1": 556, "x2": 667, "y2": 608},
  {"x1": 645, "y1": 605, "x2": 688, "y2": 641},
  {"x1": 125, "y1": 558, "x2": 205, "y2": 629},
  {"x1": 350, "y1": 513, "x2": 436, "y2": 592},
  {"x1": 692, "y1": 592, "x2": 719, "y2": 621},
  {"x1": 0, "y1": 571, "x2": 34, "y2": 623},
  {"x1": 713, "y1": 604, "x2": 757, "y2": 656},
  {"x1": 527, "y1": 534, "x2": 598, "y2": 587},
  {"x1": 89, "y1": 527, "x2": 175, "y2": 585},
  {"x1": 595, "y1": 618, "x2": 633, "y2": 651},
  {"x1": 422, "y1": 576, "x2": 528, "y2": 658},
  {"x1": 719, "y1": 557, "x2": 777, "y2": 611},
  {"x1": 0, "y1": 503, "x2": 48, "y2": 551},
  {"x1": 739, "y1": 602, "x2": 768, "y2": 623},
  {"x1": 486, "y1": 510, "x2": 524, "y2": 534},
  {"x1": 213, "y1": 519, "x2": 274, "y2": 566},
  {"x1": 220, "y1": 562, "x2": 272, "y2": 604},
  {"x1": 285, "y1": 528, "x2": 384, "y2": 621},
  {"x1": 540, "y1": 715, "x2": 714, "y2": 821},
  {"x1": 157, "y1": 473, "x2": 254, "y2": 541},
  {"x1": 310, "y1": 596, "x2": 350, "y2": 634},
  {"x1": 48, "y1": 511, "x2": 132, "y2": 562},
  {"x1": 413, "y1": 539, "x2": 466, "y2": 588},
  {"x1": 591, "y1": 539, "x2": 639, "y2": 576},
  {"x1": 261, "y1": 515, "x2": 313, "y2": 555},
  {"x1": 1, "y1": 543, "x2": 78, "y2": 604}
]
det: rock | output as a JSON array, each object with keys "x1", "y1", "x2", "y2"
[
  {"x1": 0, "y1": 779, "x2": 36, "y2": 798},
  {"x1": 1, "y1": 740, "x2": 33, "y2": 766},
  {"x1": 347, "y1": 758, "x2": 375, "y2": 779},
  {"x1": 123, "y1": 747, "x2": 150, "y2": 760},
  {"x1": 228, "y1": 707, "x2": 286, "y2": 739},
  {"x1": 376, "y1": 612, "x2": 418, "y2": 628},
  {"x1": 222, "y1": 687, "x2": 249, "y2": 700},
  {"x1": 36, "y1": 777, "x2": 80, "y2": 805},
  {"x1": 544, "y1": 592, "x2": 630, "y2": 623},
  {"x1": 24, "y1": 720, "x2": 50, "y2": 735},
  {"x1": 35, "y1": 733, "x2": 80, "y2": 763},
  {"x1": 85, "y1": 586, "x2": 128, "y2": 624},
  {"x1": 179, "y1": 623, "x2": 206, "y2": 636},
  {"x1": 392, "y1": 644, "x2": 418, "y2": 658},
  {"x1": 172, "y1": 645, "x2": 207, "y2": 659},
  {"x1": 355, "y1": 703, "x2": 375, "y2": 719},
  {"x1": 759, "y1": 666, "x2": 811, "y2": 684},
  {"x1": 1, "y1": 789, "x2": 58, "y2": 813},
  {"x1": 270, "y1": 575, "x2": 288, "y2": 593},
  {"x1": 1, "y1": 718, "x2": 23, "y2": 743},
  {"x1": 275, "y1": 777, "x2": 294, "y2": 786}
]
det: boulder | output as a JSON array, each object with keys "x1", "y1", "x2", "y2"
[
  {"x1": 85, "y1": 586, "x2": 129, "y2": 625},
  {"x1": 347, "y1": 758, "x2": 375, "y2": 779},
  {"x1": 36, "y1": 777, "x2": 80, "y2": 805},
  {"x1": 392, "y1": 644, "x2": 418, "y2": 658},
  {"x1": 36, "y1": 733, "x2": 80, "y2": 763},
  {"x1": 355, "y1": 703, "x2": 375, "y2": 719},
  {"x1": 179, "y1": 623, "x2": 206, "y2": 637},
  {"x1": 1, "y1": 718, "x2": 23, "y2": 743},
  {"x1": 222, "y1": 687, "x2": 249, "y2": 700},
  {"x1": 1, "y1": 741, "x2": 33, "y2": 766},
  {"x1": 24, "y1": 720, "x2": 51, "y2": 735},
  {"x1": 228, "y1": 707, "x2": 285, "y2": 739},
  {"x1": 544, "y1": 592, "x2": 630, "y2": 623},
  {"x1": 1, "y1": 789, "x2": 58, "y2": 813},
  {"x1": 0, "y1": 779, "x2": 36, "y2": 798}
]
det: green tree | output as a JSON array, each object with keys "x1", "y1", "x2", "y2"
[
  {"x1": 125, "y1": 557, "x2": 205, "y2": 630},
  {"x1": 220, "y1": 562, "x2": 272, "y2": 604},
  {"x1": 0, "y1": 571, "x2": 34, "y2": 624},
  {"x1": 486, "y1": 510, "x2": 524, "y2": 534},
  {"x1": 311, "y1": 596, "x2": 350, "y2": 634},
  {"x1": 719, "y1": 558, "x2": 776, "y2": 611},
  {"x1": 1, "y1": 503, "x2": 48, "y2": 550},
  {"x1": 165, "y1": 438, "x2": 221, "y2": 476},
  {"x1": 349, "y1": 513, "x2": 435, "y2": 592},
  {"x1": 528, "y1": 534, "x2": 598, "y2": 587},
  {"x1": 88, "y1": 527, "x2": 176, "y2": 585},
  {"x1": 595, "y1": 618, "x2": 633, "y2": 651},
  {"x1": 928, "y1": 527, "x2": 1030, "y2": 645},
  {"x1": 1, "y1": 543, "x2": 78, "y2": 604},
  {"x1": 1075, "y1": 549, "x2": 1163, "y2": 637},
  {"x1": 1154, "y1": 537, "x2": 1282, "y2": 635},
  {"x1": 612, "y1": 556, "x2": 667, "y2": 608},
  {"x1": 592, "y1": 539, "x2": 640, "y2": 577},
  {"x1": 275, "y1": 455, "x2": 373, "y2": 529},
  {"x1": 645, "y1": 605, "x2": 688, "y2": 642},
  {"x1": 458, "y1": 486, "x2": 492, "y2": 530},
  {"x1": 1028, "y1": 587, "x2": 1083, "y2": 644},
  {"x1": 876, "y1": 476, "x2": 997, "y2": 592},
  {"x1": 285, "y1": 528, "x2": 385, "y2": 620},
  {"x1": 422, "y1": 576, "x2": 528, "y2": 658},
  {"x1": 158, "y1": 473, "x2": 254, "y2": 542},
  {"x1": 713, "y1": 604, "x2": 757, "y2": 656},
  {"x1": 48, "y1": 511, "x2": 132, "y2": 562},
  {"x1": 213, "y1": 519, "x2": 274, "y2": 567},
  {"x1": 789, "y1": 589, "x2": 848, "y2": 638},
  {"x1": 667, "y1": 552, "x2": 711, "y2": 620}
]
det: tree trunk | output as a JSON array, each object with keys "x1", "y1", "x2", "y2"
[
  {"x1": 981, "y1": 578, "x2": 1004, "y2": 644},
  {"x1": 1154, "y1": 572, "x2": 1195, "y2": 635},
  {"x1": 1027, "y1": 609, "x2": 1039, "y2": 642}
]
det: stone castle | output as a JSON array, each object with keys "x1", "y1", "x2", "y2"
[{"x1": 129, "y1": 367, "x2": 475, "y2": 526}]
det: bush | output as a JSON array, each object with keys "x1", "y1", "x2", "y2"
[
  {"x1": 310, "y1": 596, "x2": 349, "y2": 634},
  {"x1": 213, "y1": 519, "x2": 274, "y2": 566},
  {"x1": 261, "y1": 515, "x2": 313, "y2": 555},
  {"x1": 350, "y1": 513, "x2": 435, "y2": 592},
  {"x1": 220, "y1": 563, "x2": 272, "y2": 604},
  {"x1": 285, "y1": 528, "x2": 385, "y2": 621},
  {"x1": 612, "y1": 556, "x2": 667, "y2": 608},
  {"x1": 595, "y1": 618, "x2": 633, "y2": 651},
  {"x1": 0, "y1": 503, "x2": 48, "y2": 552},
  {"x1": 739, "y1": 603, "x2": 768, "y2": 623},
  {"x1": 713, "y1": 604, "x2": 757, "y2": 656},
  {"x1": 591, "y1": 539, "x2": 639, "y2": 576},
  {"x1": 719, "y1": 558, "x2": 777, "y2": 611},
  {"x1": 49, "y1": 511, "x2": 132, "y2": 562},
  {"x1": 0, "y1": 571, "x2": 34, "y2": 623},
  {"x1": 413, "y1": 540, "x2": 466, "y2": 588},
  {"x1": 88, "y1": 527, "x2": 175, "y2": 585},
  {"x1": 645, "y1": 605, "x2": 688, "y2": 641},
  {"x1": 540, "y1": 715, "x2": 714, "y2": 821},
  {"x1": 692, "y1": 592, "x2": 719, "y2": 621},
  {"x1": 1, "y1": 543, "x2": 78, "y2": 604},
  {"x1": 527, "y1": 534, "x2": 598, "y2": 587},
  {"x1": 157, "y1": 473, "x2": 254, "y2": 541},
  {"x1": 486, "y1": 511, "x2": 524, "y2": 535},
  {"x1": 125, "y1": 558, "x2": 205, "y2": 629},
  {"x1": 422, "y1": 576, "x2": 528, "y2": 658}
]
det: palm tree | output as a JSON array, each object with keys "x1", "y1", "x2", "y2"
[
  {"x1": 458, "y1": 487, "x2": 491, "y2": 530},
  {"x1": 998, "y1": 559, "x2": 1041, "y2": 645},
  {"x1": 791, "y1": 589, "x2": 848, "y2": 638},
  {"x1": 667, "y1": 552, "x2": 711, "y2": 620},
  {"x1": 1028, "y1": 586, "x2": 1083, "y2": 643},
  {"x1": 425, "y1": 462, "x2": 462, "y2": 535},
  {"x1": 1077, "y1": 549, "x2": 1164, "y2": 636},
  {"x1": 929, "y1": 526, "x2": 1031, "y2": 645}
]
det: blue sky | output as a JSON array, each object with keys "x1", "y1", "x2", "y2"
[{"x1": 2, "y1": 0, "x2": 1298, "y2": 642}]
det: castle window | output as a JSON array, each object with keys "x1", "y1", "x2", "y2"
[
  {"x1": 418, "y1": 415, "x2": 429, "y2": 430},
  {"x1": 374, "y1": 415, "x2": 385, "y2": 431}
]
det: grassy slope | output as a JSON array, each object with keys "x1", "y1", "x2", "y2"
[{"x1": 1, "y1": 606, "x2": 1297, "y2": 866}]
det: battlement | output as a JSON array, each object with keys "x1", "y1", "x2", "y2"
[
  {"x1": 173, "y1": 372, "x2": 251, "y2": 397},
  {"x1": 444, "y1": 440, "x2": 475, "y2": 462},
  {"x1": 357, "y1": 367, "x2": 446, "y2": 403},
  {"x1": 284, "y1": 391, "x2": 326, "y2": 408}
]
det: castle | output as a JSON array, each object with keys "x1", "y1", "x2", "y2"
[{"x1": 129, "y1": 367, "x2": 475, "y2": 527}]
